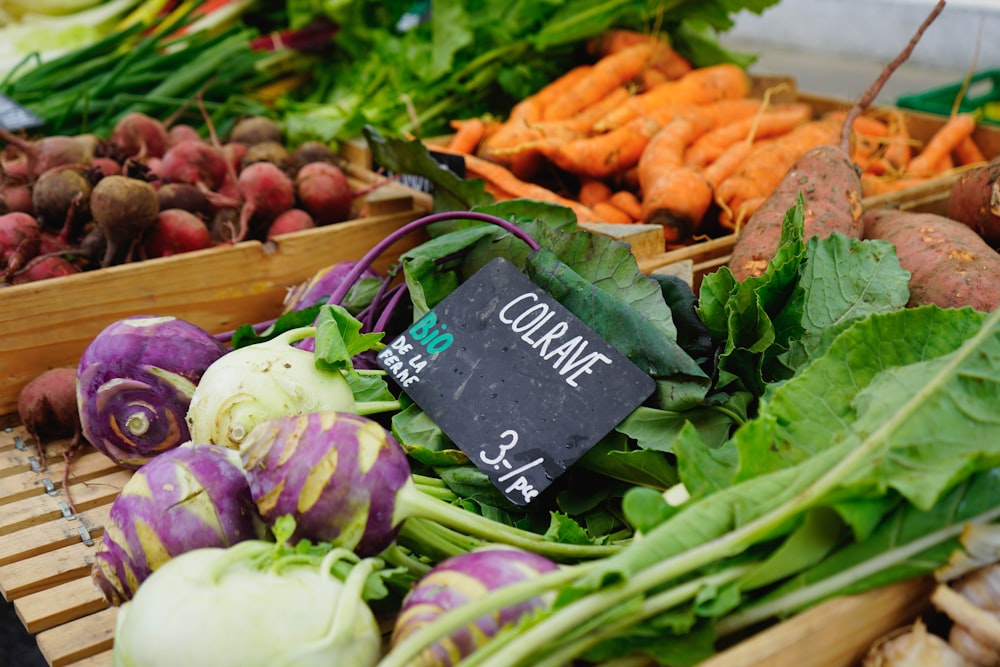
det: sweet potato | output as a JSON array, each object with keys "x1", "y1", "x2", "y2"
[
  {"x1": 725, "y1": 1, "x2": 945, "y2": 281},
  {"x1": 946, "y1": 154, "x2": 1000, "y2": 248},
  {"x1": 862, "y1": 208, "x2": 1000, "y2": 312},
  {"x1": 726, "y1": 142, "x2": 864, "y2": 280}
]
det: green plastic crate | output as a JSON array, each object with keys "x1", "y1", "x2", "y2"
[{"x1": 897, "y1": 69, "x2": 1000, "y2": 125}]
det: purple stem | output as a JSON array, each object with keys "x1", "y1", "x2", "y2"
[
  {"x1": 372, "y1": 283, "x2": 410, "y2": 333},
  {"x1": 325, "y1": 211, "x2": 540, "y2": 307}
]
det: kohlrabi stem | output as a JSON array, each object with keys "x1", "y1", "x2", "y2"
[
  {"x1": 356, "y1": 400, "x2": 403, "y2": 415},
  {"x1": 513, "y1": 565, "x2": 753, "y2": 667},
  {"x1": 397, "y1": 517, "x2": 483, "y2": 561},
  {"x1": 379, "y1": 544, "x2": 432, "y2": 577},
  {"x1": 327, "y1": 211, "x2": 540, "y2": 307},
  {"x1": 395, "y1": 479, "x2": 623, "y2": 561}
]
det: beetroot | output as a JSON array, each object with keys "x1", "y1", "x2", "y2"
[
  {"x1": 111, "y1": 112, "x2": 169, "y2": 161},
  {"x1": 229, "y1": 116, "x2": 283, "y2": 146},
  {"x1": 11, "y1": 255, "x2": 81, "y2": 283},
  {"x1": 241, "y1": 141, "x2": 289, "y2": 170},
  {"x1": 159, "y1": 139, "x2": 228, "y2": 191},
  {"x1": 222, "y1": 142, "x2": 249, "y2": 173},
  {"x1": 145, "y1": 209, "x2": 212, "y2": 257},
  {"x1": 295, "y1": 161, "x2": 353, "y2": 225},
  {"x1": 288, "y1": 141, "x2": 339, "y2": 174},
  {"x1": 235, "y1": 161, "x2": 294, "y2": 242},
  {"x1": 167, "y1": 124, "x2": 201, "y2": 147},
  {"x1": 91, "y1": 157, "x2": 122, "y2": 177},
  {"x1": 90, "y1": 175, "x2": 160, "y2": 266},
  {"x1": 0, "y1": 211, "x2": 41, "y2": 279},
  {"x1": 17, "y1": 367, "x2": 81, "y2": 461},
  {"x1": 266, "y1": 208, "x2": 315, "y2": 239},
  {"x1": 0, "y1": 129, "x2": 95, "y2": 178},
  {"x1": 156, "y1": 183, "x2": 210, "y2": 217},
  {"x1": 1, "y1": 181, "x2": 33, "y2": 214},
  {"x1": 31, "y1": 166, "x2": 92, "y2": 233}
]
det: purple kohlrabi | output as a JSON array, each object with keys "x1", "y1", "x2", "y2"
[{"x1": 76, "y1": 315, "x2": 228, "y2": 468}]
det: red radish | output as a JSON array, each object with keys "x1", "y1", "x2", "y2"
[
  {"x1": 295, "y1": 161, "x2": 353, "y2": 226},
  {"x1": 145, "y1": 209, "x2": 213, "y2": 257},
  {"x1": 160, "y1": 139, "x2": 228, "y2": 192},
  {"x1": 38, "y1": 230, "x2": 73, "y2": 255},
  {"x1": 0, "y1": 211, "x2": 41, "y2": 279},
  {"x1": 266, "y1": 208, "x2": 315, "y2": 239},
  {"x1": 11, "y1": 255, "x2": 80, "y2": 283},
  {"x1": 90, "y1": 175, "x2": 160, "y2": 266},
  {"x1": 111, "y1": 112, "x2": 169, "y2": 160},
  {"x1": 167, "y1": 124, "x2": 201, "y2": 147},
  {"x1": 234, "y1": 161, "x2": 294, "y2": 242},
  {"x1": 0, "y1": 129, "x2": 96, "y2": 178},
  {"x1": 17, "y1": 367, "x2": 81, "y2": 463},
  {"x1": 91, "y1": 157, "x2": 122, "y2": 177}
]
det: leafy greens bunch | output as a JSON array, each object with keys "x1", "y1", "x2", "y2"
[
  {"x1": 279, "y1": 0, "x2": 781, "y2": 145},
  {"x1": 359, "y1": 131, "x2": 1000, "y2": 666}
]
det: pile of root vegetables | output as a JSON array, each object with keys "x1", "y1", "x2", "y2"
[
  {"x1": 0, "y1": 111, "x2": 362, "y2": 285},
  {"x1": 439, "y1": 28, "x2": 995, "y2": 248}
]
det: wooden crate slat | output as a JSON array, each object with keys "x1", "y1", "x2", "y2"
[
  {"x1": 0, "y1": 540, "x2": 100, "y2": 600},
  {"x1": 0, "y1": 468, "x2": 128, "y2": 538},
  {"x1": 0, "y1": 428, "x2": 75, "y2": 480},
  {"x1": 0, "y1": 208, "x2": 425, "y2": 418},
  {"x1": 36, "y1": 606, "x2": 117, "y2": 667},
  {"x1": 62, "y1": 649, "x2": 113, "y2": 667},
  {"x1": 0, "y1": 448, "x2": 120, "y2": 508},
  {"x1": 15, "y1": 576, "x2": 110, "y2": 634},
  {"x1": 697, "y1": 577, "x2": 934, "y2": 667},
  {"x1": 0, "y1": 505, "x2": 110, "y2": 568}
]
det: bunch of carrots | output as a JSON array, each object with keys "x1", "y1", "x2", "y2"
[{"x1": 438, "y1": 29, "x2": 991, "y2": 247}]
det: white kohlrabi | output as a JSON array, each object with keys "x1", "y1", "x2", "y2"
[
  {"x1": 111, "y1": 541, "x2": 382, "y2": 667},
  {"x1": 185, "y1": 327, "x2": 357, "y2": 449}
]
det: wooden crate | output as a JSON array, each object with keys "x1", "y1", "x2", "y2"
[
  {"x1": 0, "y1": 418, "x2": 939, "y2": 667},
  {"x1": 0, "y1": 169, "x2": 432, "y2": 421}
]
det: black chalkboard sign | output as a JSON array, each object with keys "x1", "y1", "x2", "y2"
[
  {"x1": 377, "y1": 257, "x2": 656, "y2": 505},
  {"x1": 0, "y1": 95, "x2": 43, "y2": 131}
]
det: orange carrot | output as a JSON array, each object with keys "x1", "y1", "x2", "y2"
[
  {"x1": 608, "y1": 190, "x2": 643, "y2": 220},
  {"x1": 714, "y1": 118, "x2": 842, "y2": 229},
  {"x1": 479, "y1": 65, "x2": 593, "y2": 177},
  {"x1": 543, "y1": 42, "x2": 655, "y2": 122},
  {"x1": 541, "y1": 116, "x2": 663, "y2": 179},
  {"x1": 861, "y1": 172, "x2": 932, "y2": 197},
  {"x1": 701, "y1": 139, "x2": 753, "y2": 189},
  {"x1": 593, "y1": 201, "x2": 634, "y2": 224},
  {"x1": 588, "y1": 29, "x2": 694, "y2": 81},
  {"x1": 954, "y1": 134, "x2": 987, "y2": 166},
  {"x1": 905, "y1": 112, "x2": 977, "y2": 176},
  {"x1": 593, "y1": 63, "x2": 751, "y2": 131},
  {"x1": 434, "y1": 147, "x2": 600, "y2": 222},
  {"x1": 578, "y1": 179, "x2": 613, "y2": 207},
  {"x1": 638, "y1": 116, "x2": 714, "y2": 241},
  {"x1": 683, "y1": 103, "x2": 813, "y2": 167},
  {"x1": 447, "y1": 118, "x2": 489, "y2": 154}
]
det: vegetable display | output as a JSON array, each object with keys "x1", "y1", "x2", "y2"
[{"x1": 6, "y1": 2, "x2": 1000, "y2": 666}]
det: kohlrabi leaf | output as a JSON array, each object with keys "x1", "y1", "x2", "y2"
[
  {"x1": 525, "y1": 246, "x2": 708, "y2": 384},
  {"x1": 314, "y1": 304, "x2": 385, "y2": 373},
  {"x1": 774, "y1": 234, "x2": 910, "y2": 373},
  {"x1": 577, "y1": 432, "x2": 680, "y2": 491},
  {"x1": 733, "y1": 306, "x2": 989, "y2": 484},
  {"x1": 230, "y1": 303, "x2": 323, "y2": 349}
]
